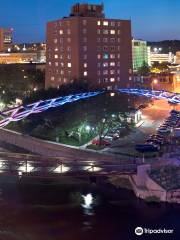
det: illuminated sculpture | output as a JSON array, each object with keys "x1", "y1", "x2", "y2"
[{"x1": 0, "y1": 91, "x2": 102, "y2": 128}]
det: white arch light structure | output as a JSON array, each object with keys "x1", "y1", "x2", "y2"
[
  {"x1": 118, "y1": 88, "x2": 180, "y2": 104},
  {"x1": 0, "y1": 91, "x2": 102, "y2": 128}
]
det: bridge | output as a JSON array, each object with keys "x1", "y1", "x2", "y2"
[
  {"x1": 0, "y1": 89, "x2": 179, "y2": 128},
  {"x1": 119, "y1": 88, "x2": 180, "y2": 104},
  {"x1": 0, "y1": 152, "x2": 137, "y2": 178},
  {"x1": 0, "y1": 91, "x2": 102, "y2": 128}
]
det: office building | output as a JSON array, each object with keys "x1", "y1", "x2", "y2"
[
  {"x1": 45, "y1": 3, "x2": 133, "y2": 90},
  {"x1": 132, "y1": 39, "x2": 149, "y2": 71}
]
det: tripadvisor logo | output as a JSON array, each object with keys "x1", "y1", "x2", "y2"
[
  {"x1": 135, "y1": 227, "x2": 143, "y2": 236},
  {"x1": 135, "y1": 227, "x2": 174, "y2": 235}
]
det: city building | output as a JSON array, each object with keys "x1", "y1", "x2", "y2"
[
  {"x1": 0, "y1": 28, "x2": 13, "y2": 52},
  {"x1": 134, "y1": 72, "x2": 180, "y2": 93},
  {"x1": 150, "y1": 51, "x2": 174, "y2": 64},
  {"x1": 132, "y1": 39, "x2": 149, "y2": 71},
  {"x1": 0, "y1": 63, "x2": 45, "y2": 96},
  {"x1": 175, "y1": 51, "x2": 180, "y2": 64},
  {"x1": 45, "y1": 3, "x2": 133, "y2": 90}
]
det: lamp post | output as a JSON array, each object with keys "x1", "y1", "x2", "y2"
[{"x1": 151, "y1": 78, "x2": 158, "y2": 91}]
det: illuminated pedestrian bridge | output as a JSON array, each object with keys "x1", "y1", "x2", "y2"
[
  {"x1": 0, "y1": 91, "x2": 102, "y2": 128},
  {"x1": 118, "y1": 88, "x2": 180, "y2": 104},
  {"x1": 0, "y1": 89, "x2": 179, "y2": 128}
]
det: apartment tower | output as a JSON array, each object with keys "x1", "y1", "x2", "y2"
[{"x1": 45, "y1": 3, "x2": 133, "y2": 90}]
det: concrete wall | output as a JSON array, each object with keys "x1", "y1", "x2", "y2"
[{"x1": 0, "y1": 128, "x2": 125, "y2": 162}]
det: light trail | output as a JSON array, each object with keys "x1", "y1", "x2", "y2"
[
  {"x1": 118, "y1": 88, "x2": 180, "y2": 104},
  {"x1": 0, "y1": 91, "x2": 102, "y2": 128}
]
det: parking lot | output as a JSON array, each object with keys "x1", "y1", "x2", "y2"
[{"x1": 98, "y1": 99, "x2": 180, "y2": 156}]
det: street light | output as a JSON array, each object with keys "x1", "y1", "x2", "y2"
[{"x1": 151, "y1": 78, "x2": 158, "y2": 91}]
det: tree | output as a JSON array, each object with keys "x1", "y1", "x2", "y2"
[{"x1": 137, "y1": 62, "x2": 150, "y2": 76}]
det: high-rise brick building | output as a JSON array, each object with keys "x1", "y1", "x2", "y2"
[{"x1": 45, "y1": 3, "x2": 133, "y2": 90}]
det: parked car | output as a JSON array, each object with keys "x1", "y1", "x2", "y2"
[{"x1": 91, "y1": 139, "x2": 111, "y2": 146}]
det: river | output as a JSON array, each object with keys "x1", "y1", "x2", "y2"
[{"x1": 0, "y1": 178, "x2": 179, "y2": 240}]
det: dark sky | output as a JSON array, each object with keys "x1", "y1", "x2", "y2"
[{"x1": 0, "y1": 0, "x2": 179, "y2": 43}]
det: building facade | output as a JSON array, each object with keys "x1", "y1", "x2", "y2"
[
  {"x1": 0, "y1": 28, "x2": 13, "y2": 52},
  {"x1": 175, "y1": 51, "x2": 180, "y2": 64},
  {"x1": 150, "y1": 51, "x2": 174, "y2": 64},
  {"x1": 132, "y1": 39, "x2": 148, "y2": 71},
  {"x1": 45, "y1": 3, "x2": 133, "y2": 90}
]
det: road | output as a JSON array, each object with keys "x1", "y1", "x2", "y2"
[{"x1": 104, "y1": 99, "x2": 180, "y2": 156}]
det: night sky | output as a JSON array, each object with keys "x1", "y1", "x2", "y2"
[{"x1": 0, "y1": 0, "x2": 179, "y2": 43}]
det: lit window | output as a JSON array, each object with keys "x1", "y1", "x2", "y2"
[
  {"x1": 59, "y1": 30, "x2": 63, "y2": 35},
  {"x1": 117, "y1": 70, "x2": 120, "y2": 74},
  {"x1": 83, "y1": 20, "x2": 87, "y2": 26},
  {"x1": 51, "y1": 76, "x2": 55, "y2": 81},
  {"x1": 117, "y1": 54, "x2": 120, "y2": 58},
  {"x1": 103, "y1": 70, "x2": 108, "y2": 75},
  {"x1": 103, "y1": 53, "x2": 109, "y2": 59},
  {"x1": 117, "y1": 77, "x2": 120, "y2": 81},
  {"x1": 103, "y1": 62, "x2": 108, "y2": 67},
  {"x1": 97, "y1": 54, "x2": 101, "y2": 59},
  {"x1": 54, "y1": 39, "x2": 58, "y2": 43},
  {"x1": 67, "y1": 38, "x2": 71, "y2": 43},
  {"x1": 67, "y1": 29, "x2": 71, "y2": 35},
  {"x1": 97, "y1": 21, "x2": 101, "y2": 26},
  {"x1": 110, "y1": 30, "x2": 115, "y2": 34},
  {"x1": 110, "y1": 78, "x2": 115, "y2": 82},
  {"x1": 110, "y1": 70, "x2": 115, "y2": 75},
  {"x1": 103, "y1": 30, "x2": 108, "y2": 34},
  {"x1": 110, "y1": 54, "x2": 115, "y2": 59},
  {"x1": 84, "y1": 71, "x2": 87, "y2": 76},
  {"x1": 55, "y1": 62, "x2": 58, "y2": 66},
  {"x1": 48, "y1": 62, "x2": 52, "y2": 66},
  {"x1": 84, "y1": 63, "x2": 87, "y2": 68},
  {"x1": 67, "y1": 63, "x2": 71, "y2": 68},
  {"x1": 110, "y1": 62, "x2": 115, "y2": 66},
  {"x1": 60, "y1": 62, "x2": 64, "y2": 67},
  {"x1": 103, "y1": 21, "x2": 108, "y2": 26},
  {"x1": 55, "y1": 47, "x2": 58, "y2": 51},
  {"x1": 54, "y1": 54, "x2": 58, "y2": 59},
  {"x1": 60, "y1": 70, "x2": 64, "y2": 75}
]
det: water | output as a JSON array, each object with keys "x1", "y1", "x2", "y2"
[{"x1": 0, "y1": 179, "x2": 180, "y2": 240}]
